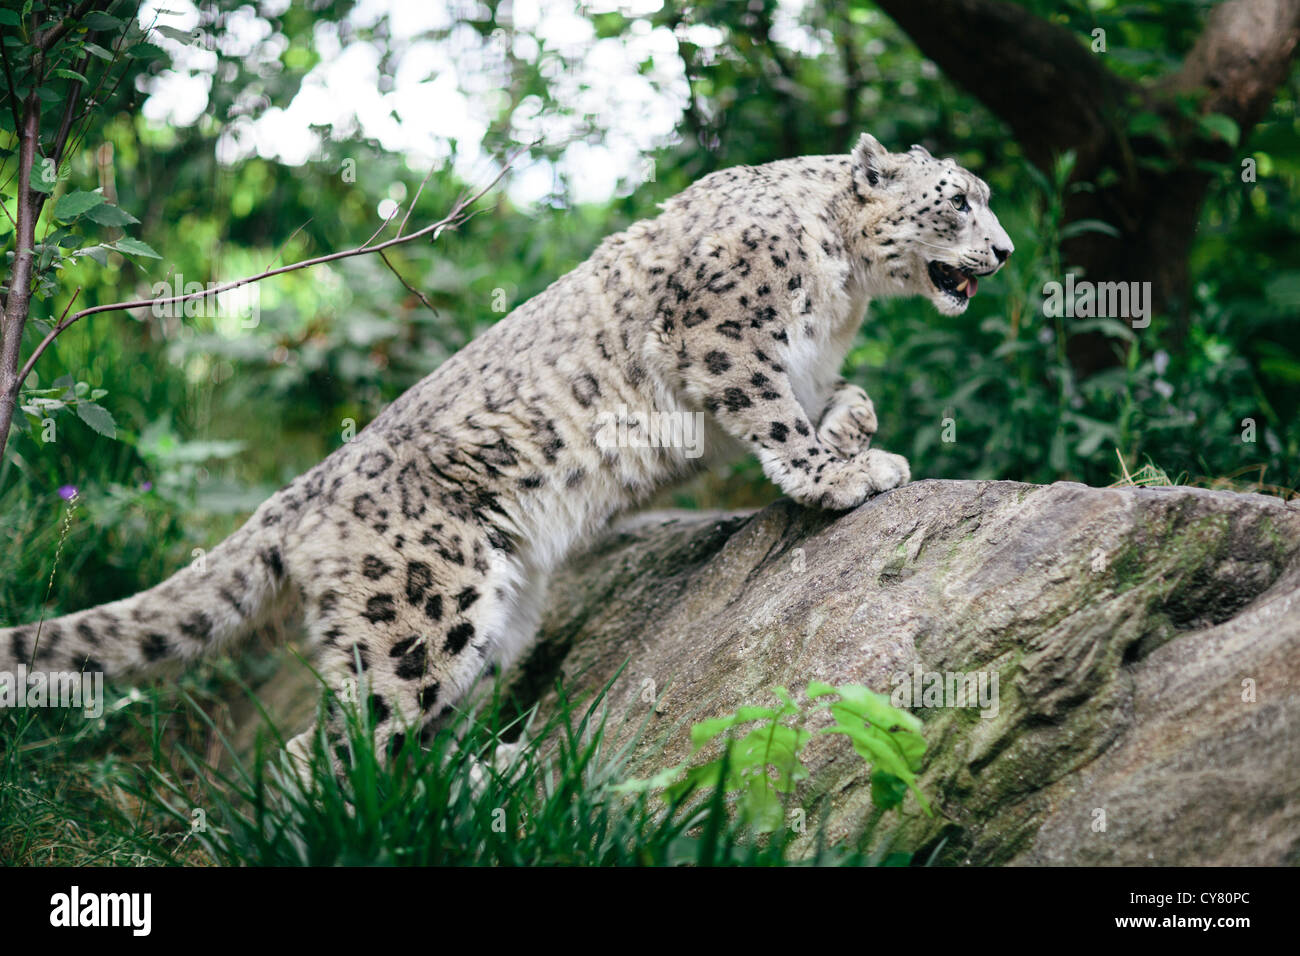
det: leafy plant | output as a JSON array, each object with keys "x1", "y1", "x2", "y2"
[
  {"x1": 619, "y1": 683, "x2": 932, "y2": 834},
  {"x1": 0, "y1": 668, "x2": 923, "y2": 866}
]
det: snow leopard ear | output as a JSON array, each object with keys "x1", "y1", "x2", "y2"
[
  {"x1": 908, "y1": 143, "x2": 934, "y2": 160},
  {"x1": 852, "y1": 132, "x2": 892, "y2": 192}
]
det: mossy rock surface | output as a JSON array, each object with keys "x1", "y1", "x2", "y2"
[
  {"x1": 511, "y1": 480, "x2": 1300, "y2": 865},
  {"x1": 242, "y1": 479, "x2": 1300, "y2": 864}
]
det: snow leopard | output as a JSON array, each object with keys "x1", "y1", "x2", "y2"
[{"x1": 1, "y1": 133, "x2": 1013, "y2": 764}]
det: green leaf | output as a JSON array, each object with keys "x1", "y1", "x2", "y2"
[
  {"x1": 111, "y1": 237, "x2": 161, "y2": 259},
  {"x1": 1198, "y1": 113, "x2": 1240, "y2": 147},
  {"x1": 83, "y1": 42, "x2": 115, "y2": 61},
  {"x1": 52, "y1": 68, "x2": 88, "y2": 83},
  {"x1": 76, "y1": 401, "x2": 117, "y2": 438},
  {"x1": 688, "y1": 704, "x2": 791, "y2": 749},
  {"x1": 610, "y1": 763, "x2": 686, "y2": 795},
  {"x1": 84, "y1": 203, "x2": 139, "y2": 226},
  {"x1": 30, "y1": 163, "x2": 59, "y2": 193},
  {"x1": 0, "y1": 10, "x2": 18, "y2": 27},
  {"x1": 53, "y1": 190, "x2": 105, "y2": 221},
  {"x1": 84, "y1": 12, "x2": 125, "y2": 31},
  {"x1": 126, "y1": 42, "x2": 167, "y2": 60},
  {"x1": 79, "y1": 244, "x2": 110, "y2": 266},
  {"x1": 1126, "y1": 110, "x2": 1173, "y2": 148},
  {"x1": 154, "y1": 24, "x2": 201, "y2": 44},
  {"x1": 812, "y1": 683, "x2": 932, "y2": 816},
  {"x1": 810, "y1": 682, "x2": 924, "y2": 736},
  {"x1": 870, "y1": 770, "x2": 908, "y2": 811}
]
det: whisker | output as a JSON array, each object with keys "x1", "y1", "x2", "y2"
[{"x1": 910, "y1": 239, "x2": 957, "y2": 254}]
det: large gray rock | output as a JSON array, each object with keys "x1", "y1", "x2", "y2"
[{"x1": 506, "y1": 479, "x2": 1300, "y2": 865}]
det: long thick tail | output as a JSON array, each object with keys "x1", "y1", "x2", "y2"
[{"x1": 1, "y1": 497, "x2": 291, "y2": 680}]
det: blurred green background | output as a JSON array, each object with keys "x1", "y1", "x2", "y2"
[{"x1": 3, "y1": 0, "x2": 1298, "y2": 627}]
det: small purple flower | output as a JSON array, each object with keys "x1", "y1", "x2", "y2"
[
  {"x1": 141, "y1": 481, "x2": 153, "y2": 493},
  {"x1": 57, "y1": 484, "x2": 78, "y2": 501}
]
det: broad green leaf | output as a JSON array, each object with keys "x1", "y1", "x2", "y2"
[
  {"x1": 126, "y1": 42, "x2": 167, "y2": 60},
  {"x1": 53, "y1": 190, "x2": 105, "y2": 221},
  {"x1": 689, "y1": 704, "x2": 787, "y2": 748},
  {"x1": 818, "y1": 683, "x2": 924, "y2": 735},
  {"x1": 111, "y1": 237, "x2": 161, "y2": 258},
  {"x1": 871, "y1": 770, "x2": 908, "y2": 811},
  {"x1": 79, "y1": 244, "x2": 110, "y2": 266},
  {"x1": 84, "y1": 12, "x2": 125, "y2": 30},
  {"x1": 154, "y1": 24, "x2": 201, "y2": 44},
  {"x1": 812, "y1": 683, "x2": 932, "y2": 816},
  {"x1": 610, "y1": 763, "x2": 686, "y2": 794},
  {"x1": 76, "y1": 401, "x2": 117, "y2": 438},
  {"x1": 1198, "y1": 113, "x2": 1240, "y2": 147},
  {"x1": 84, "y1": 203, "x2": 139, "y2": 226},
  {"x1": 31, "y1": 164, "x2": 59, "y2": 193}
]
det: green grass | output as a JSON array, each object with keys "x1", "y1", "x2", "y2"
[{"x1": 0, "y1": 666, "x2": 922, "y2": 866}]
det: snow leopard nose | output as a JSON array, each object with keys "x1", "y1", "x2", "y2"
[{"x1": 993, "y1": 243, "x2": 1011, "y2": 263}]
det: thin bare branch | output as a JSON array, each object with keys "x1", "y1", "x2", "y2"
[
  {"x1": 52, "y1": 53, "x2": 92, "y2": 170},
  {"x1": 398, "y1": 165, "x2": 437, "y2": 237},
  {"x1": 262, "y1": 217, "x2": 314, "y2": 272},
  {"x1": 362, "y1": 205, "x2": 401, "y2": 248},
  {"x1": 0, "y1": 27, "x2": 25, "y2": 137},
  {"x1": 379, "y1": 250, "x2": 438, "y2": 315},
  {"x1": 13, "y1": 162, "x2": 512, "y2": 391}
]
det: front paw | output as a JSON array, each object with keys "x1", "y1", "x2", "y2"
[
  {"x1": 812, "y1": 448, "x2": 911, "y2": 510},
  {"x1": 817, "y1": 385, "x2": 878, "y2": 459},
  {"x1": 858, "y1": 447, "x2": 910, "y2": 492}
]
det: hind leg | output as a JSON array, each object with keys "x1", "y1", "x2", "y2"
[
  {"x1": 434, "y1": 554, "x2": 552, "y2": 775},
  {"x1": 287, "y1": 516, "x2": 537, "y2": 773}
]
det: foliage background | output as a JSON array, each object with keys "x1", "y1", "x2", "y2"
[
  {"x1": 1, "y1": 0, "x2": 1299, "y2": 867},
  {"x1": 3, "y1": 0, "x2": 1299, "y2": 696}
]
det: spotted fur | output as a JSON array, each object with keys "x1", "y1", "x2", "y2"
[{"x1": 0, "y1": 133, "x2": 1012, "y2": 761}]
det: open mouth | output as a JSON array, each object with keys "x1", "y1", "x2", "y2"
[{"x1": 928, "y1": 261, "x2": 978, "y2": 300}]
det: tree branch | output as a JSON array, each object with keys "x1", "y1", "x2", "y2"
[
  {"x1": 379, "y1": 250, "x2": 438, "y2": 315},
  {"x1": 0, "y1": 24, "x2": 25, "y2": 137},
  {"x1": 51, "y1": 52, "x2": 92, "y2": 170},
  {"x1": 871, "y1": 0, "x2": 1133, "y2": 169},
  {"x1": 11, "y1": 162, "x2": 514, "y2": 394},
  {"x1": 1161, "y1": 0, "x2": 1300, "y2": 131}
]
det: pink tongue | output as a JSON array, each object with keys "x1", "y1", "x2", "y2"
[{"x1": 965, "y1": 277, "x2": 978, "y2": 298}]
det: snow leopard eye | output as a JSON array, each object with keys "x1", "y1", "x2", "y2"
[{"x1": 951, "y1": 194, "x2": 969, "y2": 212}]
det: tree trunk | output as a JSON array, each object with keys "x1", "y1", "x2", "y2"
[
  {"x1": 874, "y1": 0, "x2": 1300, "y2": 375},
  {"x1": 0, "y1": 94, "x2": 43, "y2": 455}
]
